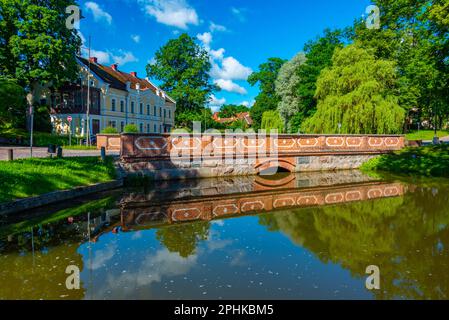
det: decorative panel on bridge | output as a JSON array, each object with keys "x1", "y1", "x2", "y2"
[{"x1": 121, "y1": 134, "x2": 405, "y2": 160}]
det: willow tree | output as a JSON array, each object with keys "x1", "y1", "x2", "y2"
[
  {"x1": 261, "y1": 110, "x2": 284, "y2": 133},
  {"x1": 302, "y1": 45, "x2": 405, "y2": 134},
  {"x1": 275, "y1": 52, "x2": 306, "y2": 133}
]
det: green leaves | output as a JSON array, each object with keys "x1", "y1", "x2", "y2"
[
  {"x1": 248, "y1": 57, "x2": 286, "y2": 130},
  {"x1": 146, "y1": 33, "x2": 217, "y2": 125},
  {"x1": 302, "y1": 45, "x2": 405, "y2": 134}
]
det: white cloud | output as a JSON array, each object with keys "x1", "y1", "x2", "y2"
[
  {"x1": 208, "y1": 94, "x2": 226, "y2": 112},
  {"x1": 210, "y1": 56, "x2": 252, "y2": 81},
  {"x1": 111, "y1": 51, "x2": 138, "y2": 65},
  {"x1": 214, "y1": 79, "x2": 247, "y2": 95},
  {"x1": 91, "y1": 50, "x2": 111, "y2": 64},
  {"x1": 82, "y1": 49, "x2": 138, "y2": 66},
  {"x1": 240, "y1": 100, "x2": 255, "y2": 107},
  {"x1": 231, "y1": 7, "x2": 246, "y2": 22},
  {"x1": 85, "y1": 2, "x2": 112, "y2": 25},
  {"x1": 210, "y1": 48, "x2": 225, "y2": 60},
  {"x1": 131, "y1": 34, "x2": 141, "y2": 43},
  {"x1": 197, "y1": 32, "x2": 212, "y2": 47},
  {"x1": 142, "y1": 0, "x2": 199, "y2": 29},
  {"x1": 210, "y1": 22, "x2": 227, "y2": 32}
]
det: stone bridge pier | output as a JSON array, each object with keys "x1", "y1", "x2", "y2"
[{"x1": 118, "y1": 133, "x2": 405, "y2": 180}]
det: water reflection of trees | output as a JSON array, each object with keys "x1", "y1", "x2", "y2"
[
  {"x1": 155, "y1": 222, "x2": 210, "y2": 258},
  {"x1": 259, "y1": 186, "x2": 449, "y2": 299}
]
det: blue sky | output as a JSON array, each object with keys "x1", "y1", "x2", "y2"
[{"x1": 79, "y1": 0, "x2": 371, "y2": 110}]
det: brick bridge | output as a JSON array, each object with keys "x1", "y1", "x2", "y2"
[{"x1": 111, "y1": 133, "x2": 405, "y2": 180}]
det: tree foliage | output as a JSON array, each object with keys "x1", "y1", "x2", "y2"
[
  {"x1": 297, "y1": 29, "x2": 346, "y2": 118},
  {"x1": 218, "y1": 104, "x2": 249, "y2": 118},
  {"x1": 261, "y1": 110, "x2": 284, "y2": 133},
  {"x1": 0, "y1": 0, "x2": 82, "y2": 105},
  {"x1": 353, "y1": 0, "x2": 449, "y2": 130},
  {"x1": 0, "y1": 76, "x2": 25, "y2": 128},
  {"x1": 302, "y1": 45, "x2": 405, "y2": 134},
  {"x1": 248, "y1": 57, "x2": 286, "y2": 131},
  {"x1": 275, "y1": 52, "x2": 306, "y2": 132},
  {"x1": 146, "y1": 33, "x2": 218, "y2": 125}
]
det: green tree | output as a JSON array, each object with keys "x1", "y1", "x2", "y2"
[
  {"x1": 275, "y1": 52, "x2": 306, "y2": 132},
  {"x1": 156, "y1": 222, "x2": 210, "y2": 258},
  {"x1": 248, "y1": 57, "x2": 286, "y2": 131},
  {"x1": 218, "y1": 104, "x2": 249, "y2": 118},
  {"x1": 0, "y1": 0, "x2": 82, "y2": 120},
  {"x1": 0, "y1": 76, "x2": 26, "y2": 128},
  {"x1": 297, "y1": 29, "x2": 346, "y2": 119},
  {"x1": 302, "y1": 45, "x2": 405, "y2": 134},
  {"x1": 353, "y1": 0, "x2": 449, "y2": 131},
  {"x1": 261, "y1": 110, "x2": 284, "y2": 133},
  {"x1": 146, "y1": 33, "x2": 218, "y2": 126}
]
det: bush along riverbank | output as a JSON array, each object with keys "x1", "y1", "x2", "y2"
[
  {"x1": 361, "y1": 144, "x2": 449, "y2": 178},
  {"x1": 0, "y1": 156, "x2": 117, "y2": 204}
]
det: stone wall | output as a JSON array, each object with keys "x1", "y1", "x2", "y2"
[
  {"x1": 97, "y1": 134, "x2": 121, "y2": 151},
  {"x1": 120, "y1": 154, "x2": 378, "y2": 180}
]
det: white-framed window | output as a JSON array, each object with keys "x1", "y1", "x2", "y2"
[
  {"x1": 154, "y1": 124, "x2": 157, "y2": 133},
  {"x1": 108, "y1": 120, "x2": 117, "y2": 128},
  {"x1": 139, "y1": 123, "x2": 143, "y2": 132},
  {"x1": 111, "y1": 99, "x2": 116, "y2": 112},
  {"x1": 120, "y1": 121, "x2": 125, "y2": 132},
  {"x1": 140, "y1": 103, "x2": 143, "y2": 115},
  {"x1": 131, "y1": 101, "x2": 135, "y2": 114},
  {"x1": 147, "y1": 123, "x2": 150, "y2": 133},
  {"x1": 120, "y1": 100, "x2": 124, "y2": 112},
  {"x1": 147, "y1": 104, "x2": 150, "y2": 115}
]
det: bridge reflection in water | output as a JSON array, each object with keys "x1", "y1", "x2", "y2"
[{"x1": 119, "y1": 171, "x2": 407, "y2": 230}]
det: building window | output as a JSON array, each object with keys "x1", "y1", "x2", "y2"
[
  {"x1": 159, "y1": 107, "x2": 162, "y2": 117},
  {"x1": 108, "y1": 120, "x2": 116, "y2": 128},
  {"x1": 147, "y1": 123, "x2": 150, "y2": 133},
  {"x1": 111, "y1": 99, "x2": 116, "y2": 112},
  {"x1": 163, "y1": 109, "x2": 166, "y2": 118},
  {"x1": 139, "y1": 123, "x2": 143, "y2": 132},
  {"x1": 120, "y1": 100, "x2": 124, "y2": 113},
  {"x1": 147, "y1": 105, "x2": 150, "y2": 115},
  {"x1": 131, "y1": 101, "x2": 135, "y2": 114},
  {"x1": 120, "y1": 121, "x2": 125, "y2": 132},
  {"x1": 154, "y1": 124, "x2": 157, "y2": 133},
  {"x1": 140, "y1": 103, "x2": 143, "y2": 115},
  {"x1": 153, "y1": 105, "x2": 157, "y2": 116}
]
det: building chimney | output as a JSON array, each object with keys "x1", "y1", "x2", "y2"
[
  {"x1": 130, "y1": 71, "x2": 137, "y2": 78},
  {"x1": 111, "y1": 63, "x2": 118, "y2": 71},
  {"x1": 89, "y1": 57, "x2": 98, "y2": 63}
]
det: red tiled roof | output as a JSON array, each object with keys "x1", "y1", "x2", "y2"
[{"x1": 77, "y1": 56, "x2": 175, "y2": 104}]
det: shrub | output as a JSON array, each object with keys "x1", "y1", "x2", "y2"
[
  {"x1": 123, "y1": 124, "x2": 139, "y2": 133},
  {"x1": 101, "y1": 126, "x2": 119, "y2": 134}
]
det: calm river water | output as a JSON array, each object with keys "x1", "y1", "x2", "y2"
[{"x1": 1, "y1": 170, "x2": 448, "y2": 300}]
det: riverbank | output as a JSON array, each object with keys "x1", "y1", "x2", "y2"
[
  {"x1": 361, "y1": 144, "x2": 449, "y2": 177},
  {"x1": 0, "y1": 156, "x2": 117, "y2": 204}
]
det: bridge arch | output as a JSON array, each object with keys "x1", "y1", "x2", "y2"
[{"x1": 255, "y1": 158, "x2": 296, "y2": 175}]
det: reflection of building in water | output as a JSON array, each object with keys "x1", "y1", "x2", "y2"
[{"x1": 119, "y1": 171, "x2": 407, "y2": 230}]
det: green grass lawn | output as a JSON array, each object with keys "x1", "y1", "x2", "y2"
[
  {"x1": 361, "y1": 144, "x2": 449, "y2": 177},
  {"x1": 405, "y1": 130, "x2": 449, "y2": 141},
  {"x1": 0, "y1": 157, "x2": 116, "y2": 204}
]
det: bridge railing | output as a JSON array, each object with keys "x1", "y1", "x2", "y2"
[{"x1": 120, "y1": 133, "x2": 405, "y2": 160}]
